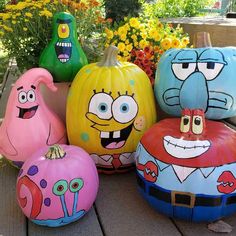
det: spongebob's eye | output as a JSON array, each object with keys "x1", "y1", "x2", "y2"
[
  {"x1": 69, "y1": 178, "x2": 84, "y2": 193},
  {"x1": 89, "y1": 93, "x2": 113, "y2": 119},
  {"x1": 180, "y1": 115, "x2": 191, "y2": 133},
  {"x1": 18, "y1": 91, "x2": 27, "y2": 104},
  {"x1": 112, "y1": 95, "x2": 138, "y2": 123},
  {"x1": 27, "y1": 90, "x2": 36, "y2": 102},
  {"x1": 172, "y1": 63, "x2": 196, "y2": 80},
  {"x1": 53, "y1": 180, "x2": 68, "y2": 196},
  {"x1": 192, "y1": 115, "x2": 203, "y2": 134},
  {"x1": 197, "y1": 62, "x2": 224, "y2": 80}
]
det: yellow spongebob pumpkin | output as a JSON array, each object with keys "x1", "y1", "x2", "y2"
[{"x1": 66, "y1": 46, "x2": 157, "y2": 173}]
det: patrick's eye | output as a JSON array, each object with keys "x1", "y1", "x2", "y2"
[
  {"x1": 69, "y1": 178, "x2": 84, "y2": 193},
  {"x1": 180, "y1": 115, "x2": 191, "y2": 133},
  {"x1": 197, "y1": 62, "x2": 224, "y2": 80},
  {"x1": 172, "y1": 62, "x2": 196, "y2": 80},
  {"x1": 89, "y1": 93, "x2": 113, "y2": 119},
  {"x1": 18, "y1": 91, "x2": 27, "y2": 104},
  {"x1": 192, "y1": 116, "x2": 203, "y2": 134},
  {"x1": 53, "y1": 180, "x2": 68, "y2": 196},
  {"x1": 112, "y1": 95, "x2": 138, "y2": 123},
  {"x1": 27, "y1": 90, "x2": 36, "y2": 102}
]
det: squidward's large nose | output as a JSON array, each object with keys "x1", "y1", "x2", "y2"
[{"x1": 179, "y1": 72, "x2": 208, "y2": 112}]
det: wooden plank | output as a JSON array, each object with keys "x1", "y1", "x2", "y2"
[
  {"x1": 0, "y1": 159, "x2": 27, "y2": 236},
  {"x1": 28, "y1": 207, "x2": 103, "y2": 236},
  {"x1": 174, "y1": 216, "x2": 236, "y2": 235},
  {"x1": 95, "y1": 171, "x2": 181, "y2": 236}
]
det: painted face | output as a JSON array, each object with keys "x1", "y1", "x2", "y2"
[
  {"x1": 16, "y1": 85, "x2": 38, "y2": 119},
  {"x1": 86, "y1": 90, "x2": 143, "y2": 150},
  {"x1": 55, "y1": 18, "x2": 72, "y2": 63},
  {"x1": 155, "y1": 48, "x2": 236, "y2": 119},
  {"x1": 140, "y1": 108, "x2": 236, "y2": 168}
]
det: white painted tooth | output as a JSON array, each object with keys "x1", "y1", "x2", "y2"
[
  {"x1": 59, "y1": 42, "x2": 62, "y2": 46},
  {"x1": 100, "y1": 131, "x2": 109, "y2": 138},
  {"x1": 69, "y1": 42, "x2": 72, "y2": 47},
  {"x1": 62, "y1": 43, "x2": 65, "y2": 47},
  {"x1": 56, "y1": 42, "x2": 59, "y2": 46},
  {"x1": 113, "y1": 131, "x2": 120, "y2": 138}
]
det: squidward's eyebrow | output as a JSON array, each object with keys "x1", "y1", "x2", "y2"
[
  {"x1": 17, "y1": 86, "x2": 23, "y2": 91},
  {"x1": 31, "y1": 85, "x2": 36, "y2": 90}
]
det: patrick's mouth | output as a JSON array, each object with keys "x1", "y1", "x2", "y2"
[
  {"x1": 55, "y1": 41, "x2": 72, "y2": 63},
  {"x1": 100, "y1": 124, "x2": 133, "y2": 149},
  {"x1": 18, "y1": 105, "x2": 38, "y2": 119}
]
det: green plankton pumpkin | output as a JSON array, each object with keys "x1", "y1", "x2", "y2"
[
  {"x1": 39, "y1": 12, "x2": 88, "y2": 82},
  {"x1": 66, "y1": 46, "x2": 157, "y2": 173}
]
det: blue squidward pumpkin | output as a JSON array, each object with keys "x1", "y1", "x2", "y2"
[
  {"x1": 155, "y1": 33, "x2": 236, "y2": 120},
  {"x1": 136, "y1": 108, "x2": 236, "y2": 222},
  {"x1": 66, "y1": 45, "x2": 157, "y2": 173}
]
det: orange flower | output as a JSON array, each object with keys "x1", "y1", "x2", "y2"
[{"x1": 88, "y1": 0, "x2": 100, "y2": 7}]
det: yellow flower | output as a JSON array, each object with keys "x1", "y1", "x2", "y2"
[
  {"x1": 25, "y1": 19, "x2": 29, "y2": 22},
  {"x1": 12, "y1": 20, "x2": 17, "y2": 24},
  {"x1": 15, "y1": 2, "x2": 28, "y2": 10},
  {"x1": 1, "y1": 13, "x2": 11, "y2": 21},
  {"x1": 25, "y1": 12, "x2": 33, "y2": 18},
  {"x1": 124, "y1": 23, "x2": 130, "y2": 31},
  {"x1": 129, "y1": 17, "x2": 140, "y2": 29},
  {"x1": 23, "y1": 27, "x2": 28, "y2": 31},
  {"x1": 123, "y1": 50, "x2": 129, "y2": 57},
  {"x1": 105, "y1": 28, "x2": 114, "y2": 40},
  {"x1": 118, "y1": 26, "x2": 127, "y2": 36},
  {"x1": 131, "y1": 35, "x2": 137, "y2": 41},
  {"x1": 3, "y1": 25, "x2": 13, "y2": 32},
  {"x1": 154, "y1": 33, "x2": 161, "y2": 42},
  {"x1": 161, "y1": 38, "x2": 172, "y2": 50},
  {"x1": 39, "y1": 10, "x2": 53, "y2": 18},
  {"x1": 43, "y1": 0, "x2": 51, "y2": 4},
  {"x1": 125, "y1": 39, "x2": 129, "y2": 45},
  {"x1": 139, "y1": 39, "x2": 148, "y2": 49},
  {"x1": 117, "y1": 42, "x2": 126, "y2": 52},
  {"x1": 140, "y1": 32, "x2": 147, "y2": 40},
  {"x1": 172, "y1": 38, "x2": 181, "y2": 48},
  {"x1": 120, "y1": 33, "x2": 126, "y2": 41},
  {"x1": 181, "y1": 37, "x2": 189, "y2": 46},
  {"x1": 0, "y1": 31, "x2": 4, "y2": 36},
  {"x1": 126, "y1": 44, "x2": 133, "y2": 52},
  {"x1": 16, "y1": 13, "x2": 21, "y2": 17}
]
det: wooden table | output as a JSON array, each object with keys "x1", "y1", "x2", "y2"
[{"x1": 1, "y1": 65, "x2": 236, "y2": 236}]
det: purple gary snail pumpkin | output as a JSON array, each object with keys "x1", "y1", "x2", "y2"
[{"x1": 66, "y1": 45, "x2": 157, "y2": 173}]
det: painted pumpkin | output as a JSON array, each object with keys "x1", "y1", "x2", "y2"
[
  {"x1": 136, "y1": 109, "x2": 236, "y2": 222},
  {"x1": 16, "y1": 144, "x2": 99, "y2": 227},
  {"x1": 155, "y1": 47, "x2": 236, "y2": 119},
  {"x1": 39, "y1": 12, "x2": 88, "y2": 82},
  {"x1": 0, "y1": 68, "x2": 67, "y2": 168},
  {"x1": 67, "y1": 46, "x2": 157, "y2": 173}
]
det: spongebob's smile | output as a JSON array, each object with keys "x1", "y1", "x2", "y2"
[{"x1": 99, "y1": 124, "x2": 133, "y2": 149}]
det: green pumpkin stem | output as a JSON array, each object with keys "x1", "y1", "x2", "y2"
[
  {"x1": 97, "y1": 45, "x2": 122, "y2": 67},
  {"x1": 193, "y1": 32, "x2": 212, "y2": 48},
  {"x1": 45, "y1": 145, "x2": 66, "y2": 160}
]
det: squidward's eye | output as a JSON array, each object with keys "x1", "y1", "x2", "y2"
[
  {"x1": 180, "y1": 115, "x2": 191, "y2": 133},
  {"x1": 18, "y1": 91, "x2": 27, "y2": 104},
  {"x1": 192, "y1": 116, "x2": 203, "y2": 135},
  {"x1": 69, "y1": 178, "x2": 84, "y2": 193},
  {"x1": 197, "y1": 62, "x2": 224, "y2": 80},
  {"x1": 88, "y1": 92, "x2": 113, "y2": 119},
  {"x1": 198, "y1": 49, "x2": 226, "y2": 80},
  {"x1": 53, "y1": 180, "x2": 68, "y2": 196},
  {"x1": 172, "y1": 62, "x2": 196, "y2": 80}
]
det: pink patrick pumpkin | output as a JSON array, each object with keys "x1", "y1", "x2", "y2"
[
  {"x1": 16, "y1": 144, "x2": 99, "y2": 227},
  {"x1": 0, "y1": 68, "x2": 67, "y2": 168}
]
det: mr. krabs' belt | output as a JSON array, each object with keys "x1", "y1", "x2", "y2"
[{"x1": 136, "y1": 172, "x2": 236, "y2": 208}]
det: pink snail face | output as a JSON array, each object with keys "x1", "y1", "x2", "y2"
[{"x1": 16, "y1": 145, "x2": 99, "y2": 227}]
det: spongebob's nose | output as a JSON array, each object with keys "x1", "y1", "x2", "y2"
[{"x1": 179, "y1": 72, "x2": 208, "y2": 112}]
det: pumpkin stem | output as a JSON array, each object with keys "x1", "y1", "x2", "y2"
[
  {"x1": 193, "y1": 32, "x2": 212, "y2": 48},
  {"x1": 97, "y1": 45, "x2": 122, "y2": 67},
  {"x1": 45, "y1": 145, "x2": 66, "y2": 160}
]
